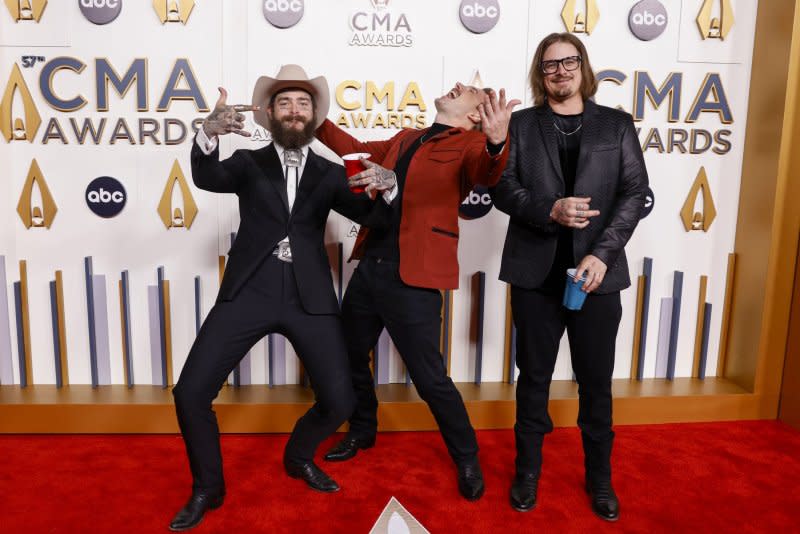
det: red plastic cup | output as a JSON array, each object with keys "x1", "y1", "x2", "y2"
[{"x1": 342, "y1": 153, "x2": 371, "y2": 194}]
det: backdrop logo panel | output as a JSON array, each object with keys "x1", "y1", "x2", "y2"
[
  {"x1": 459, "y1": 0, "x2": 499, "y2": 34},
  {"x1": 334, "y1": 79, "x2": 427, "y2": 129},
  {"x1": 158, "y1": 160, "x2": 197, "y2": 230},
  {"x1": 561, "y1": 0, "x2": 599, "y2": 35},
  {"x1": 17, "y1": 159, "x2": 57, "y2": 229},
  {"x1": 152, "y1": 0, "x2": 194, "y2": 25},
  {"x1": 85, "y1": 176, "x2": 126, "y2": 218},
  {"x1": 629, "y1": 0, "x2": 667, "y2": 41},
  {"x1": 3, "y1": 0, "x2": 47, "y2": 22},
  {"x1": 263, "y1": 0, "x2": 303, "y2": 29},
  {"x1": 1, "y1": 58, "x2": 209, "y2": 145},
  {"x1": 459, "y1": 185, "x2": 493, "y2": 220},
  {"x1": 1, "y1": 63, "x2": 41, "y2": 142},
  {"x1": 597, "y1": 69, "x2": 734, "y2": 155},
  {"x1": 697, "y1": 0, "x2": 734, "y2": 40},
  {"x1": 349, "y1": 0, "x2": 413, "y2": 47},
  {"x1": 79, "y1": 0, "x2": 122, "y2": 25}
]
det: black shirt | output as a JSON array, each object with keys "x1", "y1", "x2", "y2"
[
  {"x1": 540, "y1": 110, "x2": 583, "y2": 293},
  {"x1": 363, "y1": 123, "x2": 451, "y2": 261}
]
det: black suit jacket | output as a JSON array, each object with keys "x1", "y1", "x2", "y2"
[
  {"x1": 191, "y1": 141, "x2": 378, "y2": 314},
  {"x1": 491, "y1": 100, "x2": 649, "y2": 294}
]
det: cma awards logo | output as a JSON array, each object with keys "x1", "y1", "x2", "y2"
[
  {"x1": 0, "y1": 58, "x2": 208, "y2": 145},
  {"x1": 459, "y1": 186, "x2": 492, "y2": 220},
  {"x1": 152, "y1": 0, "x2": 194, "y2": 24},
  {"x1": 335, "y1": 80, "x2": 427, "y2": 129},
  {"x1": 79, "y1": 0, "x2": 122, "y2": 25},
  {"x1": 697, "y1": 0, "x2": 734, "y2": 40},
  {"x1": 349, "y1": 0, "x2": 413, "y2": 48},
  {"x1": 157, "y1": 160, "x2": 198, "y2": 229},
  {"x1": 680, "y1": 167, "x2": 716, "y2": 232},
  {"x1": 561, "y1": 0, "x2": 599, "y2": 35},
  {"x1": 263, "y1": 0, "x2": 303, "y2": 29},
  {"x1": 3, "y1": 0, "x2": 47, "y2": 22},
  {"x1": 17, "y1": 159, "x2": 57, "y2": 229},
  {"x1": 86, "y1": 176, "x2": 126, "y2": 218},
  {"x1": 629, "y1": 0, "x2": 667, "y2": 42},
  {"x1": 459, "y1": 0, "x2": 499, "y2": 35}
]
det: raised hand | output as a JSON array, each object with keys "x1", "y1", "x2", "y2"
[
  {"x1": 549, "y1": 196, "x2": 601, "y2": 229},
  {"x1": 202, "y1": 87, "x2": 259, "y2": 138},
  {"x1": 479, "y1": 88, "x2": 521, "y2": 145},
  {"x1": 348, "y1": 158, "x2": 397, "y2": 196}
]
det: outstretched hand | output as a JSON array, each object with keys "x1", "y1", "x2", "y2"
[
  {"x1": 202, "y1": 87, "x2": 260, "y2": 138},
  {"x1": 479, "y1": 88, "x2": 521, "y2": 145}
]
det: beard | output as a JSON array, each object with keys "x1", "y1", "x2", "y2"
[
  {"x1": 269, "y1": 114, "x2": 315, "y2": 149},
  {"x1": 547, "y1": 76, "x2": 577, "y2": 101}
]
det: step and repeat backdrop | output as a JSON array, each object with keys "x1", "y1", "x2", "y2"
[{"x1": 0, "y1": 0, "x2": 755, "y2": 388}]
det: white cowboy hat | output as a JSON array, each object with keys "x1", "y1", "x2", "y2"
[{"x1": 251, "y1": 64, "x2": 329, "y2": 131}]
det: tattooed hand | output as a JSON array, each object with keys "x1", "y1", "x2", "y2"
[
  {"x1": 549, "y1": 196, "x2": 601, "y2": 229},
  {"x1": 348, "y1": 158, "x2": 397, "y2": 196},
  {"x1": 202, "y1": 87, "x2": 259, "y2": 138}
]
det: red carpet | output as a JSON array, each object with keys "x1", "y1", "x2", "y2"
[{"x1": 2, "y1": 421, "x2": 799, "y2": 533}]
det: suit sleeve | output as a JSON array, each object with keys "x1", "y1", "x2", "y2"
[
  {"x1": 460, "y1": 132, "x2": 510, "y2": 193},
  {"x1": 190, "y1": 139, "x2": 247, "y2": 194},
  {"x1": 329, "y1": 163, "x2": 391, "y2": 226},
  {"x1": 489, "y1": 117, "x2": 558, "y2": 234},
  {"x1": 590, "y1": 117, "x2": 649, "y2": 267},
  {"x1": 316, "y1": 119, "x2": 397, "y2": 165}
]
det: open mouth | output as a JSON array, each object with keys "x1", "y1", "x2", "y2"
[{"x1": 447, "y1": 88, "x2": 460, "y2": 99}]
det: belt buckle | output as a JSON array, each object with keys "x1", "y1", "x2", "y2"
[{"x1": 276, "y1": 242, "x2": 293, "y2": 263}]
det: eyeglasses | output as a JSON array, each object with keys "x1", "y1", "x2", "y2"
[{"x1": 540, "y1": 56, "x2": 582, "y2": 75}]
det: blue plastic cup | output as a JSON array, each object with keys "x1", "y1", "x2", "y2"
[{"x1": 562, "y1": 268, "x2": 588, "y2": 311}]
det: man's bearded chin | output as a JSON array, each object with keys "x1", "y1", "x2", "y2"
[{"x1": 269, "y1": 115, "x2": 315, "y2": 148}]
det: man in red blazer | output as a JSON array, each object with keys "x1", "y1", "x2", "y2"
[{"x1": 317, "y1": 82, "x2": 518, "y2": 500}]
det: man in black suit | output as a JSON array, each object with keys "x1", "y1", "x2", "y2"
[
  {"x1": 491, "y1": 34, "x2": 648, "y2": 521},
  {"x1": 168, "y1": 65, "x2": 395, "y2": 532}
]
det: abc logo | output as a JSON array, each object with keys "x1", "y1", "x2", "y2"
[
  {"x1": 263, "y1": 0, "x2": 304, "y2": 28},
  {"x1": 86, "y1": 176, "x2": 126, "y2": 218},
  {"x1": 79, "y1": 0, "x2": 122, "y2": 25},
  {"x1": 459, "y1": 185, "x2": 493, "y2": 220},
  {"x1": 459, "y1": 0, "x2": 499, "y2": 34},
  {"x1": 640, "y1": 186, "x2": 655, "y2": 219},
  {"x1": 629, "y1": 0, "x2": 668, "y2": 41},
  {"x1": 631, "y1": 11, "x2": 666, "y2": 26}
]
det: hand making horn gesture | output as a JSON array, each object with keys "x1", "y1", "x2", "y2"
[
  {"x1": 479, "y1": 88, "x2": 521, "y2": 145},
  {"x1": 202, "y1": 87, "x2": 260, "y2": 138}
]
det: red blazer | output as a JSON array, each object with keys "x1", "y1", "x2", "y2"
[{"x1": 317, "y1": 119, "x2": 509, "y2": 290}]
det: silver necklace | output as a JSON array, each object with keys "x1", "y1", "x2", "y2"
[{"x1": 553, "y1": 120, "x2": 582, "y2": 136}]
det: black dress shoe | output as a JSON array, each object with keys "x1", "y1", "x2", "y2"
[
  {"x1": 285, "y1": 460, "x2": 340, "y2": 493},
  {"x1": 586, "y1": 478, "x2": 620, "y2": 522},
  {"x1": 457, "y1": 461, "x2": 485, "y2": 501},
  {"x1": 168, "y1": 492, "x2": 224, "y2": 532},
  {"x1": 510, "y1": 472, "x2": 539, "y2": 512},
  {"x1": 323, "y1": 435, "x2": 376, "y2": 462}
]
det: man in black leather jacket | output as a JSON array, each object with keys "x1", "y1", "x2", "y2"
[{"x1": 491, "y1": 33, "x2": 648, "y2": 522}]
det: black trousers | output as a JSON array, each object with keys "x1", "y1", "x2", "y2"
[
  {"x1": 511, "y1": 286, "x2": 621, "y2": 482},
  {"x1": 340, "y1": 257, "x2": 479, "y2": 465},
  {"x1": 172, "y1": 256, "x2": 355, "y2": 495}
]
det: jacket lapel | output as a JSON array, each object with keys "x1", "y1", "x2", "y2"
[
  {"x1": 251, "y1": 143, "x2": 290, "y2": 215},
  {"x1": 535, "y1": 106, "x2": 564, "y2": 184},
  {"x1": 575, "y1": 99, "x2": 600, "y2": 192},
  {"x1": 292, "y1": 149, "x2": 325, "y2": 217}
]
